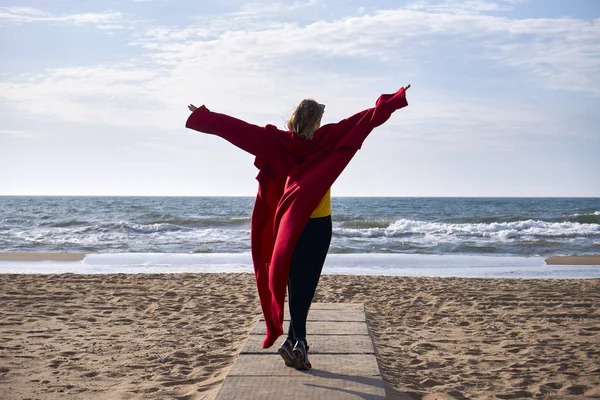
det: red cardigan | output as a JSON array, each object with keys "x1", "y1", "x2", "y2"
[{"x1": 186, "y1": 87, "x2": 408, "y2": 348}]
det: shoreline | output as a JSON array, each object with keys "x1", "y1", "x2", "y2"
[
  {"x1": 1, "y1": 251, "x2": 599, "y2": 264},
  {"x1": 0, "y1": 252, "x2": 599, "y2": 280},
  {"x1": 1, "y1": 273, "x2": 598, "y2": 399}
]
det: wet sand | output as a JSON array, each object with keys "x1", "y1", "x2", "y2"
[
  {"x1": 545, "y1": 256, "x2": 600, "y2": 265},
  {"x1": 0, "y1": 253, "x2": 86, "y2": 261}
]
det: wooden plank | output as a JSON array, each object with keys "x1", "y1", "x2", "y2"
[
  {"x1": 251, "y1": 321, "x2": 369, "y2": 335},
  {"x1": 306, "y1": 303, "x2": 364, "y2": 311},
  {"x1": 215, "y1": 376, "x2": 386, "y2": 400},
  {"x1": 228, "y1": 354, "x2": 381, "y2": 377},
  {"x1": 241, "y1": 334, "x2": 375, "y2": 355},
  {"x1": 260, "y1": 309, "x2": 366, "y2": 322}
]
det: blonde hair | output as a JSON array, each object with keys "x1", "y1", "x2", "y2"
[{"x1": 286, "y1": 99, "x2": 325, "y2": 140}]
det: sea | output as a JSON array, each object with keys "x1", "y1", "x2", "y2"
[{"x1": 1, "y1": 196, "x2": 599, "y2": 278}]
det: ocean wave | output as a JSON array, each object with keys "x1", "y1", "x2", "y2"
[
  {"x1": 42, "y1": 220, "x2": 90, "y2": 228},
  {"x1": 437, "y1": 216, "x2": 530, "y2": 224},
  {"x1": 139, "y1": 217, "x2": 250, "y2": 228},
  {"x1": 338, "y1": 220, "x2": 391, "y2": 229},
  {"x1": 120, "y1": 222, "x2": 182, "y2": 234},
  {"x1": 333, "y1": 219, "x2": 600, "y2": 240},
  {"x1": 191, "y1": 249, "x2": 215, "y2": 253},
  {"x1": 117, "y1": 217, "x2": 251, "y2": 233},
  {"x1": 2, "y1": 197, "x2": 598, "y2": 257},
  {"x1": 564, "y1": 213, "x2": 600, "y2": 224},
  {"x1": 449, "y1": 244, "x2": 499, "y2": 253}
]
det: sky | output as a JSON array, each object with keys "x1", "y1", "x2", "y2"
[{"x1": 0, "y1": 0, "x2": 599, "y2": 197}]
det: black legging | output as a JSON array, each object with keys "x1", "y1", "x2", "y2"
[{"x1": 287, "y1": 215, "x2": 332, "y2": 341}]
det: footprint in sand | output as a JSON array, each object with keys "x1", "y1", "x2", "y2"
[
  {"x1": 566, "y1": 385, "x2": 587, "y2": 395},
  {"x1": 495, "y1": 390, "x2": 531, "y2": 399},
  {"x1": 538, "y1": 382, "x2": 562, "y2": 394}
]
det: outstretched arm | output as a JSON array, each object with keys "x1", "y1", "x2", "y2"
[
  {"x1": 330, "y1": 85, "x2": 410, "y2": 132},
  {"x1": 322, "y1": 85, "x2": 410, "y2": 149},
  {"x1": 185, "y1": 104, "x2": 278, "y2": 161}
]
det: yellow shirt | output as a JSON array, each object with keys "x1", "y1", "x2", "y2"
[{"x1": 310, "y1": 189, "x2": 332, "y2": 218}]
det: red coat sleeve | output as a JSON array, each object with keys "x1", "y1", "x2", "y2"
[
  {"x1": 318, "y1": 87, "x2": 408, "y2": 150},
  {"x1": 185, "y1": 105, "x2": 279, "y2": 162}
]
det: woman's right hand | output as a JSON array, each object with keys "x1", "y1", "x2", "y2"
[{"x1": 188, "y1": 104, "x2": 198, "y2": 112}]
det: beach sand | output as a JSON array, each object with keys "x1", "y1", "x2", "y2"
[
  {"x1": 0, "y1": 253, "x2": 87, "y2": 261},
  {"x1": 545, "y1": 256, "x2": 600, "y2": 265},
  {"x1": 1, "y1": 273, "x2": 598, "y2": 400}
]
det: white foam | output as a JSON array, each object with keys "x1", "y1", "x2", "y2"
[
  {"x1": 573, "y1": 211, "x2": 600, "y2": 216},
  {"x1": 1, "y1": 253, "x2": 599, "y2": 279},
  {"x1": 334, "y1": 219, "x2": 600, "y2": 239}
]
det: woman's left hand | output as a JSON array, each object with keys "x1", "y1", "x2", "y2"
[{"x1": 188, "y1": 104, "x2": 198, "y2": 112}]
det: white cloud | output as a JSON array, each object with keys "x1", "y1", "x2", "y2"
[
  {"x1": 129, "y1": 2, "x2": 600, "y2": 96},
  {"x1": 0, "y1": 6, "x2": 130, "y2": 30},
  {"x1": 406, "y1": 0, "x2": 513, "y2": 13},
  {"x1": 0, "y1": 0, "x2": 598, "y2": 135},
  {"x1": 0, "y1": 65, "x2": 165, "y2": 128},
  {"x1": 0, "y1": 129, "x2": 32, "y2": 138},
  {"x1": 0, "y1": 6, "x2": 46, "y2": 21},
  {"x1": 238, "y1": 0, "x2": 320, "y2": 14}
]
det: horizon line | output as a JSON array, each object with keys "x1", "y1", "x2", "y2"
[{"x1": 1, "y1": 194, "x2": 599, "y2": 199}]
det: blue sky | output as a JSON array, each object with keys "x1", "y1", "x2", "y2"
[{"x1": 1, "y1": 0, "x2": 599, "y2": 196}]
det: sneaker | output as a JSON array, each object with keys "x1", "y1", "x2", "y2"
[
  {"x1": 277, "y1": 337, "x2": 295, "y2": 367},
  {"x1": 292, "y1": 339, "x2": 312, "y2": 370}
]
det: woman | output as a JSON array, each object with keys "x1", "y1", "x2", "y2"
[{"x1": 186, "y1": 85, "x2": 409, "y2": 370}]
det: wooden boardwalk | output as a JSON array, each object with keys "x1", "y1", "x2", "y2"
[{"x1": 215, "y1": 303, "x2": 386, "y2": 399}]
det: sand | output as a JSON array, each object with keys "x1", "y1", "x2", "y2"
[
  {"x1": 0, "y1": 273, "x2": 598, "y2": 400},
  {"x1": 0, "y1": 253, "x2": 87, "y2": 261},
  {"x1": 545, "y1": 256, "x2": 600, "y2": 265}
]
